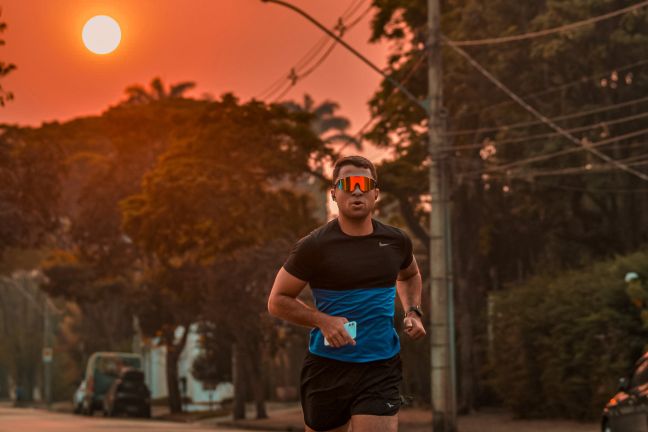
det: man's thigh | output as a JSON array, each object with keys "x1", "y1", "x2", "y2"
[{"x1": 351, "y1": 414, "x2": 398, "y2": 432}]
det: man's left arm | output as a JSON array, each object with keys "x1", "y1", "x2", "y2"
[{"x1": 396, "y1": 256, "x2": 426, "y2": 340}]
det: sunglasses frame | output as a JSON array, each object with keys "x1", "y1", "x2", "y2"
[{"x1": 334, "y1": 175, "x2": 378, "y2": 193}]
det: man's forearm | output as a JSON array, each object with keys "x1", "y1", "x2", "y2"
[
  {"x1": 268, "y1": 294, "x2": 326, "y2": 328},
  {"x1": 397, "y1": 273, "x2": 423, "y2": 311}
]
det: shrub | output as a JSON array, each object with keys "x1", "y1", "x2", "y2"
[{"x1": 489, "y1": 249, "x2": 648, "y2": 419}]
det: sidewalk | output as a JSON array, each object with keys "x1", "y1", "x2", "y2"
[{"x1": 204, "y1": 404, "x2": 599, "y2": 432}]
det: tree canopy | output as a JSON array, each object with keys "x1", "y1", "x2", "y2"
[
  {"x1": 121, "y1": 94, "x2": 323, "y2": 267},
  {"x1": 367, "y1": 0, "x2": 648, "y2": 413}
]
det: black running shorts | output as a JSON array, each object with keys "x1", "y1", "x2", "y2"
[{"x1": 300, "y1": 352, "x2": 402, "y2": 431}]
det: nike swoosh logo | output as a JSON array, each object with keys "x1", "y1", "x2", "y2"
[
  {"x1": 386, "y1": 402, "x2": 396, "y2": 408},
  {"x1": 379, "y1": 242, "x2": 390, "y2": 247}
]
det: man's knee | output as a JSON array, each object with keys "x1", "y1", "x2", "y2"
[
  {"x1": 351, "y1": 414, "x2": 398, "y2": 432},
  {"x1": 305, "y1": 421, "x2": 350, "y2": 432}
]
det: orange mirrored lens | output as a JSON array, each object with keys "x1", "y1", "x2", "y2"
[{"x1": 336, "y1": 176, "x2": 376, "y2": 192}]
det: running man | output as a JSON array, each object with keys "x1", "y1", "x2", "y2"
[{"x1": 268, "y1": 155, "x2": 426, "y2": 432}]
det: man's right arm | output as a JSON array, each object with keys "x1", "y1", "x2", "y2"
[{"x1": 267, "y1": 267, "x2": 355, "y2": 348}]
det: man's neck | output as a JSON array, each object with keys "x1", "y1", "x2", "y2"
[{"x1": 337, "y1": 216, "x2": 373, "y2": 236}]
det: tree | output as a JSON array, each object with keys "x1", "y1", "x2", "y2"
[
  {"x1": 282, "y1": 93, "x2": 359, "y2": 149},
  {"x1": 121, "y1": 94, "x2": 323, "y2": 414},
  {"x1": 282, "y1": 94, "x2": 360, "y2": 222},
  {"x1": 491, "y1": 250, "x2": 648, "y2": 419},
  {"x1": 0, "y1": 272, "x2": 46, "y2": 403},
  {"x1": 38, "y1": 94, "x2": 209, "y2": 394},
  {"x1": 200, "y1": 239, "x2": 297, "y2": 419},
  {"x1": 123, "y1": 77, "x2": 196, "y2": 105},
  {"x1": 366, "y1": 0, "x2": 648, "y2": 413},
  {"x1": 0, "y1": 126, "x2": 62, "y2": 254},
  {"x1": 0, "y1": 9, "x2": 16, "y2": 107}
]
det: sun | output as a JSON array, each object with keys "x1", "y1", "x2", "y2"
[{"x1": 82, "y1": 15, "x2": 121, "y2": 55}]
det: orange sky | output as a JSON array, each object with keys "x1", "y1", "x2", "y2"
[{"x1": 0, "y1": 0, "x2": 389, "y2": 159}]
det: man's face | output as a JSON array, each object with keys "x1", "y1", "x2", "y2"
[{"x1": 332, "y1": 165, "x2": 379, "y2": 220}]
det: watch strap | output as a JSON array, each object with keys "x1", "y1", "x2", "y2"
[{"x1": 406, "y1": 305, "x2": 423, "y2": 318}]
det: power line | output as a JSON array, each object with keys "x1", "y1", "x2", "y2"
[
  {"x1": 446, "y1": 1, "x2": 648, "y2": 46},
  {"x1": 443, "y1": 109, "x2": 648, "y2": 151},
  {"x1": 271, "y1": 4, "x2": 375, "y2": 102},
  {"x1": 451, "y1": 135, "x2": 648, "y2": 175},
  {"x1": 341, "y1": 0, "x2": 367, "y2": 24},
  {"x1": 256, "y1": 38, "x2": 329, "y2": 100},
  {"x1": 257, "y1": 0, "x2": 373, "y2": 103},
  {"x1": 479, "y1": 126, "x2": 648, "y2": 175},
  {"x1": 257, "y1": 0, "x2": 367, "y2": 100},
  {"x1": 259, "y1": 3, "x2": 367, "y2": 100},
  {"x1": 445, "y1": 95, "x2": 648, "y2": 137},
  {"x1": 489, "y1": 110, "x2": 648, "y2": 145},
  {"x1": 347, "y1": 35, "x2": 648, "y2": 155},
  {"x1": 445, "y1": 36, "x2": 648, "y2": 182},
  {"x1": 349, "y1": 49, "x2": 429, "y2": 148},
  {"x1": 283, "y1": 41, "x2": 338, "y2": 91},
  {"x1": 535, "y1": 182, "x2": 648, "y2": 194},
  {"x1": 450, "y1": 57, "x2": 648, "y2": 124},
  {"x1": 517, "y1": 157, "x2": 648, "y2": 178}
]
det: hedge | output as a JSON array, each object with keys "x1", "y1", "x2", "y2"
[{"x1": 489, "y1": 249, "x2": 648, "y2": 419}]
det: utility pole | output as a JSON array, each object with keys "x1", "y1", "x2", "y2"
[{"x1": 428, "y1": 0, "x2": 456, "y2": 431}]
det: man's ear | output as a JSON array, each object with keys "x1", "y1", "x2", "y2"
[{"x1": 375, "y1": 188, "x2": 380, "y2": 201}]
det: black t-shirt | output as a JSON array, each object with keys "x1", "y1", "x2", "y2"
[
  {"x1": 284, "y1": 218, "x2": 413, "y2": 288},
  {"x1": 283, "y1": 218, "x2": 414, "y2": 362}
]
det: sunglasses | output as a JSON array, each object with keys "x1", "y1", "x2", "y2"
[{"x1": 335, "y1": 176, "x2": 377, "y2": 193}]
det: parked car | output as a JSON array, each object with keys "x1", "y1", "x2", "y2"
[
  {"x1": 602, "y1": 352, "x2": 648, "y2": 431},
  {"x1": 72, "y1": 380, "x2": 86, "y2": 414},
  {"x1": 82, "y1": 352, "x2": 143, "y2": 415},
  {"x1": 102, "y1": 368, "x2": 151, "y2": 418}
]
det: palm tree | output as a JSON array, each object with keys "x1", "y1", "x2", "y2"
[
  {"x1": 123, "y1": 77, "x2": 196, "y2": 105},
  {"x1": 282, "y1": 94, "x2": 360, "y2": 150},
  {"x1": 282, "y1": 94, "x2": 361, "y2": 222},
  {"x1": 0, "y1": 12, "x2": 17, "y2": 107}
]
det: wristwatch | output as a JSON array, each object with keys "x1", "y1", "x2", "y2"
[{"x1": 406, "y1": 305, "x2": 423, "y2": 318}]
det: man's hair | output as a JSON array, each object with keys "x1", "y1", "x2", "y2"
[{"x1": 332, "y1": 155, "x2": 378, "y2": 183}]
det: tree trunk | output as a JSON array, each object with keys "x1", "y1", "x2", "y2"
[
  {"x1": 0, "y1": 368, "x2": 8, "y2": 399},
  {"x1": 232, "y1": 343, "x2": 247, "y2": 420},
  {"x1": 165, "y1": 325, "x2": 190, "y2": 414},
  {"x1": 246, "y1": 344, "x2": 267, "y2": 419},
  {"x1": 453, "y1": 182, "x2": 488, "y2": 413},
  {"x1": 456, "y1": 275, "x2": 474, "y2": 414}
]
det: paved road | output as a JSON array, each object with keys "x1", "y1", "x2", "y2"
[{"x1": 0, "y1": 406, "x2": 271, "y2": 432}]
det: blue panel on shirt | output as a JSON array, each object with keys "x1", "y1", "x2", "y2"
[{"x1": 309, "y1": 286, "x2": 400, "y2": 363}]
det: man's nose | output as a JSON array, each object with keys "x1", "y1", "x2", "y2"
[{"x1": 351, "y1": 185, "x2": 364, "y2": 195}]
